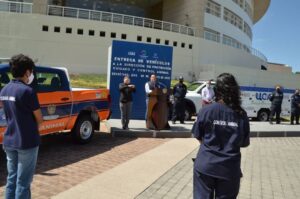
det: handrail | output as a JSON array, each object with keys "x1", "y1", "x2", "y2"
[
  {"x1": 46, "y1": 5, "x2": 267, "y2": 62},
  {"x1": 0, "y1": 1, "x2": 267, "y2": 62},
  {"x1": 47, "y1": 5, "x2": 196, "y2": 37},
  {"x1": 0, "y1": 0, "x2": 32, "y2": 13}
]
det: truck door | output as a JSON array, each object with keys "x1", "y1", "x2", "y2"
[{"x1": 35, "y1": 68, "x2": 72, "y2": 135}]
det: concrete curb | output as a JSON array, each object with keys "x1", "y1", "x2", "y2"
[{"x1": 111, "y1": 128, "x2": 300, "y2": 138}]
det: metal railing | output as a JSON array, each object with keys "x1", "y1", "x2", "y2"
[
  {"x1": 0, "y1": 0, "x2": 32, "y2": 13},
  {"x1": 0, "y1": 2, "x2": 267, "y2": 62},
  {"x1": 47, "y1": 5, "x2": 196, "y2": 37}
]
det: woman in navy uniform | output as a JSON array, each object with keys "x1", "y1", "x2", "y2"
[{"x1": 192, "y1": 73, "x2": 250, "y2": 199}]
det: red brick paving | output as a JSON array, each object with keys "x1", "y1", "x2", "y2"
[{"x1": 0, "y1": 133, "x2": 168, "y2": 199}]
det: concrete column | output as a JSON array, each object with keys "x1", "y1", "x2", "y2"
[
  {"x1": 32, "y1": 0, "x2": 48, "y2": 15},
  {"x1": 162, "y1": 0, "x2": 207, "y2": 37}
]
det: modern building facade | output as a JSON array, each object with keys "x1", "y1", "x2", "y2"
[{"x1": 0, "y1": 0, "x2": 270, "y2": 80}]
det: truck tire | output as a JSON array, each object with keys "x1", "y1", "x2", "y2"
[
  {"x1": 184, "y1": 105, "x2": 193, "y2": 121},
  {"x1": 72, "y1": 114, "x2": 95, "y2": 144},
  {"x1": 257, "y1": 110, "x2": 269, "y2": 121}
]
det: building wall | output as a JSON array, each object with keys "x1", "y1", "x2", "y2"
[
  {"x1": 162, "y1": 0, "x2": 207, "y2": 37},
  {"x1": 268, "y1": 63, "x2": 293, "y2": 74},
  {"x1": 205, "y1": 0, "x2": 253, "y2": 46},
  {"x1": 0, "y1": 13, "x2": 266, "y2": 81},
  {"x1": 199, "y1": 64, "x2": 300, "y2": 89}
]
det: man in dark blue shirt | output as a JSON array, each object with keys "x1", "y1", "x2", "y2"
[
  {"x1": 290, "y1": 89, "x2": 300, "y2": 125},
  {"x1": 192, "y1": 73, "x2": 250, "y2": 199},
  {"x1": 172, "y1": 76, "x2": 187, "y2": 124},
  {"x1": 0, "y1": 54, "x2": 43, "y2": 199},
  {"x1": 269, "y1": 85, "x2": 283, "y2": 124}
]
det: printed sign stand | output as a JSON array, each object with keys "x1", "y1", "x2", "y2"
[{"x1": 107, "y1": 40, "x2": 173, "y2": 119}]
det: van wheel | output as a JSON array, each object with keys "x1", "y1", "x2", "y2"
[
  {"x1": 257, "y1": 110, "x2": 269, "y2": 121},
  {"x1": 72, "y1": 115, "x2": 95, "y2": 144},
  {"x1": 184, "y1": 106, "x2": 193, "y2": 121}
]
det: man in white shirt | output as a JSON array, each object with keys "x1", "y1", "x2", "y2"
[
  {"x1": 201, "y1": 80, "x2": 215, "y2": 106},
  {"x1": 145, "y1": 74, "x2": 159, "y2": 119}
]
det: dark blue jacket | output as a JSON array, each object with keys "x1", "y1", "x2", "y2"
[
  {"x1": 192, "y1": 103, "x2": 250, "y2": 180},
  {"x1": 269, "y1": 90, "x2": 283, "y2": 107},
  {"x1": 291, "y1": 93, "x2": 300, "y2": 113}
]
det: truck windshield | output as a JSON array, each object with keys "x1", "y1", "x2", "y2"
[{"x1": 187, "y1": 82, "x2": 203, "y2": 91}]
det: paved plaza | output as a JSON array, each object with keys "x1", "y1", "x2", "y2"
[
  {"x1": 136, "y1": 138, "x2": 300, "y2": 199},
  {"x1": 0, "y1": 134, "x2": 168, "y2": 199},
  {"x1": 0, "y1": 122, "x2": 300, "y2": 199}
]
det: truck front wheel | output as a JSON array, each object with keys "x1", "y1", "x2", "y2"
[
  {"x1": 72, "y1": 114, "x2": 95, "y2": 144},
  {"x1": 257, "y1": 110, "x2": 270, "y2": 121}
]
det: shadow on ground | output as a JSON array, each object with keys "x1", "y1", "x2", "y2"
[{"x1": 0, "y1": 132, "x2": 136, "y2": 187}]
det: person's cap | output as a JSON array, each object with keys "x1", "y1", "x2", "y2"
[{"x1": 179, "y1": 76, "x2": 184, "y2": 80}]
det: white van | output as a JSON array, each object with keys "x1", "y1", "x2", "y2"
[{"x1": 184, "y1": 81, "x2": 293, "y2": 121}]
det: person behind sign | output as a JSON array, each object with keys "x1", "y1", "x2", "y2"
[
  {"x1": 201, "y1": 80, "x2": 215, "y2": 106},
  {"x1": 192, "y1": 73, "x2": 250, "y2": 199},
  {"x1": 172, "y1": 76, "x2": 187, "y2": 124},
  {"x1": 290, "y1": 89, "x2": 300, "y2": 125},
  {"x1": 269, "y1": 85, "x2": 283, "y2": 124},
  {"x1": 145, "y1": 74, "x2": 159, "y2": 120},
  {"x1": 0, "y1": 54, "x2": 43, "y2": 199},
  {"x1": 119, "y1": 76, "x2": 135, "y2": 130}
]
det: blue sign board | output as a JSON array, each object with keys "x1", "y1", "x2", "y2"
[{"x1": 108, "y1": 40, "x2": 173, "y2": 119}]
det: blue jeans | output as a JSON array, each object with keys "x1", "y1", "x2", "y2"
[{"x1": 3, "y1": 146, "x2": 39, "y2": 199}]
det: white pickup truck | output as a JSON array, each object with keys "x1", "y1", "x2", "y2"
[{"x1": 184, "y1": 81, "x2": 293, "y2": 121}]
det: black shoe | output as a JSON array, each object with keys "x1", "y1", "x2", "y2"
[
  {"x1": 180, "y1": 121, "x2": 185, "y2": 124},
  {"x1": 122, "y1": 126, "x2": 126, "y2": 130},
  {"x1": 291, "y1": 123, "x2": 294, "y2": 125}
]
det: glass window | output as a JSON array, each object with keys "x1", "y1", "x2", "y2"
[
  {"x1": 36, "y1": 72, "x2": 63, "y2": 92},
  {"x1": 232, "y1": 0, "x2": 244, "y2": 9},
  {"x1": 224, "y1": 8, "x2": 243, "y2": 30},
  {"x1": 111, "y1": 32, "x2": 116, "y2": 38},
  {"x1": 204, "y1": 28, "x2": 220, "y2": 43},
  {"x1": 42, "y1": 25, "x2": 48, "y2": 32},
  {"x1": 121, "y1": 34, "x2": 127, "y2": 40},
  {"x1": 206, "y1": 0, "x2": 221, "y2": 18},
  {"x1": 223, "y1": 35, "x2": 242, "y2": 49},
  {"x1": 100, "y1": 31, "x2": 106, "y2": 37},
  {"x1": 89, "y1": 30, "x2": 95, "y2": 36},
  {"x1": 244, "y1": 1, "x2": 253, "y2": 19},
  {"x1": 66, "y1": 27, "x2": 72, "y2": 34},
  {"x1": 77, "y1": 29, "x2": 84, "y2": 35},
  {"x1": 243, "y1": 22, "x2": 252, "y2": 39},
  {"x1": 187, "y1": 83, "x2": 203, "y2": 91},
  {"x1": 137, "y1": 35, "x2": 142, "y2": 41},
  {"x1": 54, "y1": 26, "x2": 60, "y2": 33}
]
